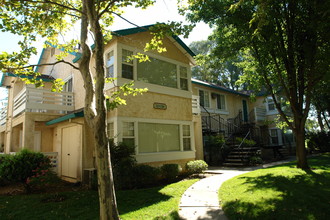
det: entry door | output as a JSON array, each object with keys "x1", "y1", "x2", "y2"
[
  {"x1": 61, "y1": 126, "x2": 81, "y2": 178},
  {"x1": 242, "y1": 100, "x2": 248, "y2": 122}
]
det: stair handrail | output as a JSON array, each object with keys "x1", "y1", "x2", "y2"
[
  {"x1": 200, "y1": 104, "x2": 226, "y2": 133},
  {"x1": 237, "y1": 129, "x2": 252, "y2": 162},
  {"x1": 237, "y1": 129, "x2": 251, "y2": 150}
]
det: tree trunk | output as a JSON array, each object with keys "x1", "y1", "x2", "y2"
[
  {"x1": 294, "y1": 126, "x2": 309, "y2": 170},
  {"x1": 94, "y1": 124, "x2": 120, "y2": 220},
  {"x1": 79, "y1": 1, "x2": 120, "y2": 219},
  {"x1": 317, "y1": 109, "x2": 324, "y2": 131}
]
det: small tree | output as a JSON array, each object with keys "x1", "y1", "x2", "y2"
[{"x1": 182, "y1": 0, "x2": 330, "y2": 169}]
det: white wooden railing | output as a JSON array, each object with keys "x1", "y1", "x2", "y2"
[
  {"x1": 0, "y1": 107, "x2": 6, "y2": 125},
  {"x1": 250, "y1": 107, "x2": 267, "y2": 122},
  {"x1": 192, "y1": 95, "x2": 201, "y2": 114},
  {"x1": 43, "y1": 152, "x2": 58, "y2": 173},
  {"x1": 13, "y1": 87, "x2": 74, "y2": 117}
]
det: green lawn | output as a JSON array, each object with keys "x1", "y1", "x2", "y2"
[
  {"x1": 219, "y1": 154, "x2": 330, "y2": 220},
  {"x1": 0, "y1": 179, "x2": 198, "y2": 220}
]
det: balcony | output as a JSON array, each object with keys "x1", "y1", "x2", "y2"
[
  {"x1": 13, "y1": 87, "x2": 74, "y2": 117},
  {"x1": 192, "y1": 95, "x2": 200, "y2": 114},
  {"x1": 0, "y1": 107, "x2": 6, "y2": 126},
  {"x1": 249, "y1": 107, "x2": 267, "y2": 123}
]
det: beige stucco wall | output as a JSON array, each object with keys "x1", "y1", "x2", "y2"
[
  {"x1": 193, "y1": 115, "x2": 204, "y2": 160},
  {"x1": 192, "y1": 83, "x2": 250, "y2": 120},
  {"x1": 114, "y1": 91, "x2": 192, "y2": 121},
  {"x1": 117, "y1": 32, "x2": 190, "y2": 64}
]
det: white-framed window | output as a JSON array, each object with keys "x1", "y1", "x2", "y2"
[
  {"x1": 119, "y1": 45, "x2": 191, "y2": 91},
  {"x1": 63, "y1": 77, "x2": 73, "y2": 92},
  {"x1": 266, "y1": 97, "x2": 276, "y2": 111},
  {"x1": 138, "y1": 123, "x2": 180, "y2": 153},
  {"x1": 122, "y1": 122, "x2": 135, "y2": 147},
  {"x1": 106, "y1": 50, "x2": 114, "y2": 78},
  {"x1": 215, "y1": 94, "x2": 226, "y2": 110},
  {"x1": 179, "y1": 66, "x2": 188, "y2": 91},
  {"x1": 270, "y1": 129, "x2": 279, "y2": 145},
  {"x1": 122, "y1": 49, "x2": 134, "y2": 79},
  {"x1": 107, "y1": 122, "x2": 114, "y2": 139},
  {"x1": 199, "y1": 90, "x2": 210, "y2": 108},
  {"x1": 121, "y1": 120, "x2": 193, "y2": 154},
  {"x1": 63, "y1": 76, "x2": 73, "y2": 107},
  {"x1": 182, "y1": 125, "x2": 191, "y2": 151},
  {"x1": 137, "y1": 57, "x2": 177, "y2": 88}
]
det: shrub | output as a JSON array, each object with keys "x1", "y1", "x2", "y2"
[
  {"x1": 133, "y1": 164, "x2": 160, "y2": 188},
  {"x1": 236, "y1": 137, "x2": 256, "y2": 147},
  {"x1": 0, "y1": 149, "x2": 52, "y2": 192},
  {"x1": 307, "y1": 131, "x2": 330, "y2": 153},
  {"x1": 186, "y1": 160, "x2": 208, "y2": 174},
  {"x1": 249, "y1": 156, "x2": 263, "y2": 165},
  {"x1": 204, "y1": 135, "x2": 230, "y2": 166},
  {"x1": 161, "y1": 164, "x2": 181, "y2": 181},
  {"x1": 109, "y1": 141, "x2": 137, "y2": 189}
]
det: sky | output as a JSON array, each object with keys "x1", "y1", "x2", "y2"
[{"x1": 0, "y1": 0, "x2": 212, "y2": 102}]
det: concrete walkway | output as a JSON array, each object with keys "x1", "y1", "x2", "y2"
[{"x1": 179, "y1": 157, "x2": 296, "y2": 220}]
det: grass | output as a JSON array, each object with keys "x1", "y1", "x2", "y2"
[
  {"x1": 219, "y1": 153, "x2": 330, "y2": 220},
  {"x1": 0, "y1": 179, "x2": 198, "y2": 220}
]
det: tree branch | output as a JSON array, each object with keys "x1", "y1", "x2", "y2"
[
  {"x1": 98, "y1": 0, "x2": 118, "y2": 19},
  {"x1": 7, "y1": 60, "x2": 79, "y2": 71},
  {"x1": 19, "y1": 0, "x2": 84, "y2": 15}
]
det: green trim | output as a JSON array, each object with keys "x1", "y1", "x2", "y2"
[
  {"x1": 172, "y1": 35, "x2": 196, "y2": 57},
  {"x1": 73, "y1": 24, "x2": 196, "y2": 63},
  {"x1": 35, "y1": 48, "x2": 46, "y2": 73},
  {"x1": 5, "y1": 72, "x2": 53, "y2": 82},
  {"x1": 112, "y1": 24, "x2": 154, "y2": 37},
  {"x1": 46, "y1": 110, "x2": 84, "y2": 126},
  {"x1": 0, "y1": 73, "x2": 5, "y2": 87},
  {"x1": 192, "y1": 79, "x2": 249, "y2": 97},
  {"x1": 72, "y1": 53, "x2": 82, "y2": 63}
]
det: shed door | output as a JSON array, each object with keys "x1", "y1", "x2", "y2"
[{"x1": 61, "y1": 126, "x2": 81, "y2": 178}]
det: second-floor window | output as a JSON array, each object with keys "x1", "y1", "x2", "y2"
[
  {"x1": 266, "y1": 97, "x2": 276, "y2": 111},
  {"x1": 137, "y1": 57, "x2": 177, "y2": 88},
  {"x1": 199, "y1": 90, "x2": 210, "y2": 108},
  {"x1": 215, "y1": 94, "x2": 226, "y2": 110},
  {"x1": 106, "y1": 51, "x2": 114, "y2": 78},
  {"x1": 120, "y1": 48, "x2": 190, "y2": 91},
  {"x1": 122, "y1": 49, "x2": 133, "y2": 79},
  {"x1": 180, "y1": 66, "x2": 188, "y2": 91}
]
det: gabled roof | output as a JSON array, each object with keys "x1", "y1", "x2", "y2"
[
  {"x1": 191, "y1": 78, "x2": 250, "y2": 97},
  {"x1": 73, "y1": 24, "x2": 196, "y2": 63},
  {"x1": 0, "y1": 72, "x2": 54, "y2": 87}
]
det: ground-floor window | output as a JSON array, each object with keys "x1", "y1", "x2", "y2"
[
  {"x1": 269, "y1": 129, "x2": 279, "y2": 145},
  {"x1": 138, "y1": 123, "x2": 180, "y2": 153},
  {"x1": 119, "y1": 120, "x2": 192, "y2": 154}
]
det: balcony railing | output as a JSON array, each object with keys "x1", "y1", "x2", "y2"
[
  {"x1": 249, "y1": 107, "x2": 267, "y2": 123},
  {"x1": 192, "y1": 95, "x2": 200, "y2": 114},
  {"x1": 0, "y1": 107, "x2": 6, "y2": 126},
  {"x1": 13, "y1": 87, "x2": 74, "y2": 117}
]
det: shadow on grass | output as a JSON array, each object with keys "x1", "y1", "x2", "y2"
[
  {"x1": 117, "y1": 186, "x2": 172, "y2": 215},
  {"x1": 222, "y1": 157, "x2": 330, "y2": 219}
]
